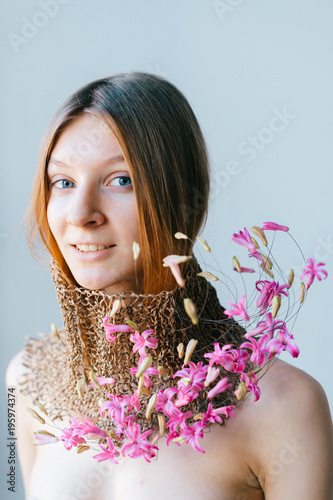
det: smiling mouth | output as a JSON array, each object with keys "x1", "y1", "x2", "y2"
[{"x1": 75, "y1": 244, "x2": 114, "y2": 252}]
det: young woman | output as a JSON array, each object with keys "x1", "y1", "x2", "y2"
[{"x1": 7, "y1": 73, "x2": 333, "y2": 500}]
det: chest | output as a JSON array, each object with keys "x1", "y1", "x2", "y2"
[{"x1": 28, "y1": 424, "x2": 264, "y2": 500}]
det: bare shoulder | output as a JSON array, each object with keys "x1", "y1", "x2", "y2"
[
  {"x1": 243, "y1": 359, "x2": 333, "y2": 499},
  {"x1": 258, "y1": 358, "x2": 330, "y2": 412}
]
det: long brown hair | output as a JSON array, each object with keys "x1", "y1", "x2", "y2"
[{"x1": 27, "y1": 72, "x2": 210, "y2": 294}]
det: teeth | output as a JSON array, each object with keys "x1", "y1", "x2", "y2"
[{"x1": 76, "y1": 244, "x2": 112, "y2": 252}]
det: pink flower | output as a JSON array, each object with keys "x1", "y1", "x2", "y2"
[
  {"x1": 156, "y1": 388, "x2": 179, "y2": 417},
  {"x1": 207, "y1": 377, "x2": 231, "y2": 399},
  {"x1": 60, "y1": 427, "x2": 86, "y2": 450},
  {"x1": 204, "y1": 343, "x2": 232, "y2": 367},
  {"x1": 180, "y1": 421, "x2": 206, "y2": 454},
  {"x1": 103, "y1": 317, "x2": 133, "y2": 343},
  {"x1": 93, "y1": 437, "x2": 120, "y2": 464},
  {"x1": 100, "y1": 394, "x2": 131, "y2": 422},
  {"x1": 262, "y1": 221, "x2": 289, "y2": 232},
  {"x1": 223, "y1": 348, "x2": 249, "y2": 373},
  {"x1": 300, "y1": 258, "x2": 328, "y2": 289},
  {"x1": 162, "y1": 255, "x2": 191, "y2": 287},
  {"x1": 240, "y1": 334, "x2": 268, "y2": 366},
  {"x1": 173, "y1": 362, "x2": 208, "y2": 396},
  {"x1": 89, "y1": 376, "x2": 115, "y2": 388},
  {"x1": 129, "y1": 330, "x2": 158, "y2": 358},
  {"x1": 256, "y1": 280, "x2": 289, "y2": 315},
  {"x1": 224, "y1": 295, "x2": 250, "y2": 322},
  {"x1": 130, "y1": 366, "x2": 159, "y2": 388},
  {"x1": 69, "y1": 415, "x2": 107, "y2": 439},
  {"x1": 121, "y1": 424, "x2": 158, "y2": 462},
  {"x1": 166, "y1": 430, "x2": 181, "y2": 447},
  {"x1": 245, "y1": 312, "x2": 285, "y2": 341},
  {"x1": 231, "y1": 227, "x2": 257, "y2": 254},
  {"x1": 233, "y1": 266, "x2": 255, "y2": 273},
  {"x1": 267, "y1": 325, "x2": 300, "y2": 358},
  {"x1": 240, "y1": 372, "x2": 261, "y2": 402},
  {"x1": 174, "y1": 390, "x2": 194, "y2": 407},
  {"x1": 202, "y1": 403, "x2": 236, "y2": 424},
  {"x1": 166, "y1": 409, "x2": 193, "y2": 433},
  {"x1": 34, "y1": 433, "x2": 58, "y2": 445},
  {"x1": 204, "y1": 366, "x2": 220, "y2": 387}
]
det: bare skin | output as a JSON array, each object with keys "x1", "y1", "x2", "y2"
[{"x1": 7, "y1": 353, "x2": 333, "y2": 500}]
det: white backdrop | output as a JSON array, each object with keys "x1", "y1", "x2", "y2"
[{"x1": 1, "y1": 1, "x2": 333, "y2": 498}]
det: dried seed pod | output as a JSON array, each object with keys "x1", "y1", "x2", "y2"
[
  {"x1": 184, "y1": 339, "x2": 198, "y2": 365},
  {"x1": 197, "y1": 271, "x2": 218, "y2": 281},
  {"x1": 26, "y1": 407, "x2": 45, "y2": 424},
  {"x1": 196, "y1": 236, "x2": 211, "y2": 252},
  {"x1": 184, "y1": 298, "x2": 198, "y2": 325}
]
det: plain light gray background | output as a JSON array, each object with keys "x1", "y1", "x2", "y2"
[{"x1": 1, "y1": 1, "x2": 333, "y2": 498}]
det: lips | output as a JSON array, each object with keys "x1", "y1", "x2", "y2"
[{"x1": 74, "y1": 244, "x2": 114, "y2": 252}]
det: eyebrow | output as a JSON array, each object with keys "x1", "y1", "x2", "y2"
[{"x1": 48, "y1": 154, "x2": 126, "y2": 169}]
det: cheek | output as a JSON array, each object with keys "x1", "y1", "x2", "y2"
[
  {"x1": 46, "y1": 199, "x2": 65, "y2": 244},
  {"x1": 116, "y1": 199, "x2": 141, "y2": 242}
]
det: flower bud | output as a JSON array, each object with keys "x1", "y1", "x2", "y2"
[
  {"x1": 184, "y1": 298, "x2": 198, "y2": 325},
  {"x1": 158, "y1": 415, "x2": 166, "y2": 435},
  {"x1": 151, "y1": 434, "x2": 163, "y2": 446},
  {"x1": 250, "y1": 237, "x2": 259, "y2": 249},
  {"x1": 145, "y1": 393, "x2": 157, "y2": 420},
  {"x1": 271, "y1": 295, "x2": 281, "y2": 318},
  {"x1": 234, "y1": 381, "x2": 247, "y2": 401},
  {"x1": 77, "y1": 445, "x2": 90, "y2": 454},
  {"x1": 180, "y1": 377, "x2": 192, "y2": 386},
  {"x1": 89, "y1": 370, "x2": 101, "y2": 390},
  {"x1": 204, "y1": 366, "x2": 220, "y2": 387},
  {"x1": 76, "y1": 377, "x2": 86, "y2": 399},
  {"x1": 35, "y1": 430, "x2": 56, "y2": 437},
  {"x1": 177, "y1": 343, "x2": 184, "y2": 359},
  {"x1": 232, "y1": 256, "x2": 242, "y2": 273},
  {"x1": 174, "y1": 232, "x2": 188, "y2": 240},
  {"x1": 50, "y1": 323, "x2": 60, "y2": 339},
  {"x1": 251, "y1": 226, "x2": 268, "y2": 246},
  {"x1": 158, "y1": 366, "x2": 165, "y2": 375},
  {"x1": 288, "y1": 269, "x2": 294, "y2": 287},
  {"x1": 260, "y1": 262, "x2": 274, "y2": 279},
  {"x1": 132, "y1": 241, "x2": 141, "y2": 261},
  {"x1": 26, "y1": 407, "x2": 45, "y2": 424},
  {"x1": 260, "y1": 253, "x2": 273, "y2": 269},
  {"x1": 137, "y1": 374, "x2": 144, "y2": 397},
  {"x1": 171, "y1": 436, "x2": 186, "y2": 444},
  {"x1": 196, "y1": 236, "x2": 211, "y2": 252},
  {"x1": 110, "y1": 299, "x2": 122, "y2": 318},
  {"x1": 136, "y1": 356, "x2": 152, "y2": 379},
  {"x1": 125, "y1": 319, "x2": 139, "y2": 331},
  {"x1": 184, "y1": 339, "x2": 198, "y2": 365},
  {"x1": 36, "y1": 402, "x2": 48, "y2": 416},
  {"x1": 197, "y1": 271, "x2": 218, "y2": 281},
  {"x1": 300, "y1": 282, "x2": 306, "y2": 304}
]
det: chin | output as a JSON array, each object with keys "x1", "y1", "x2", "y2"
[{"x1": 72, "y1": 270, "x2": 140, "y2": 294}]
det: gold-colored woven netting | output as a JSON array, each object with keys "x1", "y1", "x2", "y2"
[{"x1": 21, "y1": 258, "x2": 251, "y2": 433}]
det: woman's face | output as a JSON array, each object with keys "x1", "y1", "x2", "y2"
[{"x1": 47, "y1": 114, "x2": 142, "y2": 294}]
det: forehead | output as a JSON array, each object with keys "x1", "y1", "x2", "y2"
[{"x1": 49, "y1": 114, "x2": 123, "y2": 166}]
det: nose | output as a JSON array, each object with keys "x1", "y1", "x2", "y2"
[{"x1": 66, "y1": 187, "x2": 105, "y2": 227}]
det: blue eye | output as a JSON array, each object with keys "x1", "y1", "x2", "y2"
[
  {"x1": 111, "y1": 176, "x2": 132, "y2": 187},
  {"x1": 54, "y1": 179, "x2": 74, "y2": 189}
]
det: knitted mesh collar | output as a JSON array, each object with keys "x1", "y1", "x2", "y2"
[{"x1": 21, "y1": 258, "x2": 250, "y2": 429}]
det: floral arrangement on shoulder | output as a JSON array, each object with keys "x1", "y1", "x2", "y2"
[{"x1": 28, "y1": 221, "x2": 327, "y2": 463}]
